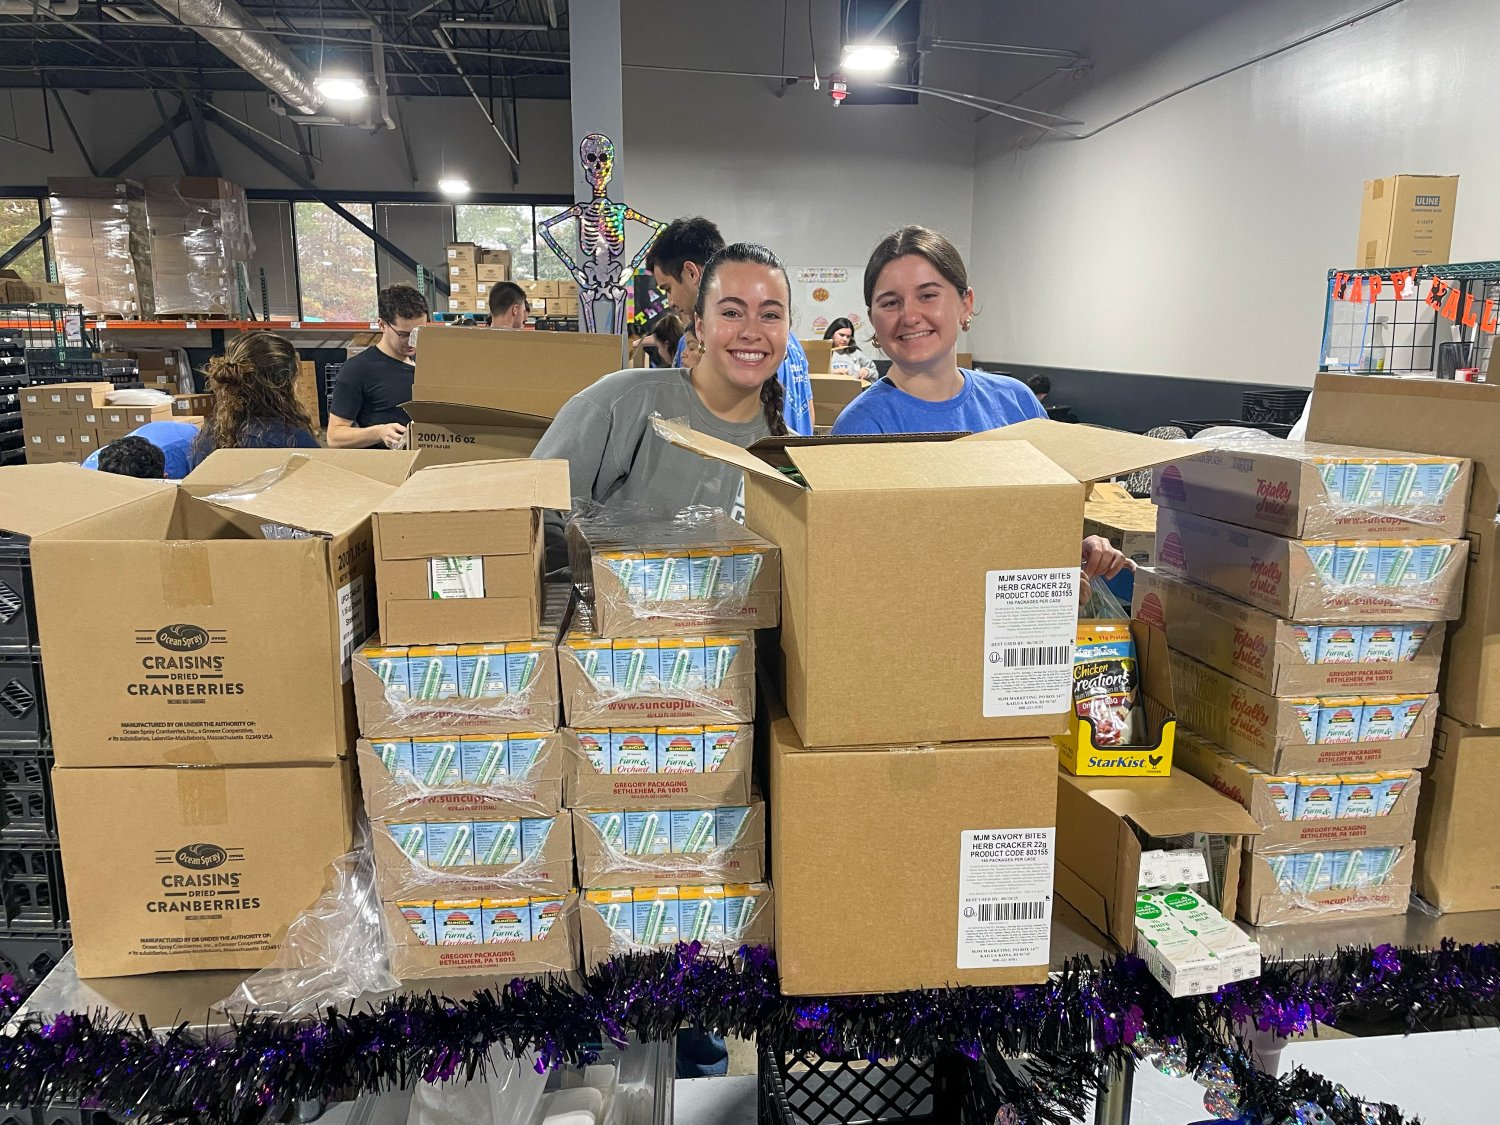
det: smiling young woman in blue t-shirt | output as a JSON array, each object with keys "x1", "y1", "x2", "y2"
[{"x1": 833, "y1": 224, "x2": 1128, "y2": 584}]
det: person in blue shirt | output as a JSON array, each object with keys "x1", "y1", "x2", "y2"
[
  {"x1": 646, "y1": 217, "x2": 814, "y2": 436},
  {"x1": 83, "y1": 420, "x2": 197, "y2": 478},
  {"x1": 833, "y1": 225, "x2": 1128, "y2": 584},
  {"x1": 186, "y1": 331, "x2": 320, "y2": 471}
]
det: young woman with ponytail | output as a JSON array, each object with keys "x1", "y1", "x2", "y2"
[
  {"x1": 534, "y1": 243, "x2": 793, "y2": 573},
  {"x1": 186, "y1": 331, "x2": 320, "y2": 471}
]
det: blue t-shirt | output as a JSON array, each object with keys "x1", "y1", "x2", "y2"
[
  {"x1": 830, "y1": 369, "x2": 1046, "y2": 436},
  {"x1": 82, "y1": 420, "x2": 198, "y2": 479},
  {"x1": 184, "y1": 420, "x2": 320, "y2": 471},
  {"x1": 674, "y1": 334, "x2": 814, "y2": 437}
]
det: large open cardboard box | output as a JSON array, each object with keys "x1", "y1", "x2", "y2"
[
  {"x1": 30, "y1": 454, "x2": 414, "y2": 766},
  {"x1": 1414, "y1": 716, "x2": 1500, "y2": 913},
  {"x1": 411, "y1": 325, "x2": 621, "y2": 417},
  {"x1": 769, "y1": 707, "x2": 1057, "y2": 994},
  {"x1": 404, "y1": 401, "x2": 554, "y2": 465},
  {"x1": 1055, "y1": 771, "x2": 1259, "y2": 951},
  {"x1": 662, "y1": 419, "x2": 1188, "y2": 748}
]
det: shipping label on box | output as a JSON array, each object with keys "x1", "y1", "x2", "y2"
[
  {"x1": 1154, "y1": 440, "x2": 1469, "y2": 540},
  {"x1": 1154, "y1": 506, "x2": 1466, "y2": 622},
  {"x1": 1169, "y1": 649, "x2": 1436, "y2": 774},
  {"x1": 54, "y1": 760, "x2": 354, "y2": 977},
  {"x1": 1133, "y1": 568, "x2": 1443, "y2": 696}
]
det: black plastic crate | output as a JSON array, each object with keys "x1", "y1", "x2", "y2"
[
  {"x1": 0, "y1": 931, "x2": 69, "y2": 986},
  {"x1": 0, "y1": 748, "x2": 56, "y2": 841},
  {"x1": 1242, "y1": 388, "x2": 1311, "y2": 427},
  {"x1": 35, "y1": 1107, "x2": 114, "y2": 1125},
  {"x1": 0, "y1": 844, "x2": 65, "y2": 932},
  {"x1": 0, "y1": 537, "x2": 37, "y2": 650},
  {"x1": 0, "y1": 651, "x2": 45, "y2": 743},
  {"x1": 0, "y1": 1107, "x2": 37, "y2": 1125},
  {"x1": 761, "y1": 1047, "x2": 939, "y2": 1124}
]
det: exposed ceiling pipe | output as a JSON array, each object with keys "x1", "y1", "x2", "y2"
[
  {"x1": 439, "y1": 19, "x2": 549, "y2": 32},
  {"x1": 0, "y1": 0, "x2": 79, "y2": 17},
  {"x1": 147, "y1": 0, "x2": 325, "y2": 113},
  {"x1": 371, "y1": 30, "x2": 396, "y2": 132}
]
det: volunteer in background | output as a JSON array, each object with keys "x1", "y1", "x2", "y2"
[
  {"x1": 186, "y1": 331, "x2": 320, "y2": 471},
  {"x1": 533, "y1": 242, "x2": 792, "y2": 573},
  {"x1": 834, "y1": 226, "x2": 1129, "y2": 584},
  {"x1": 92, "y1": 435, "x2": 166, "y2": 478},
  {"x1": 641, "y1": 310, "x2": 685, "y2": 368},
  {"x1": 824, "y1": 317, "x2": 876, "y2": 381},
  {"x1": 647, "y1": 217, "x2": 813, "y2": 435},
  {"x1": 488, "y1": 281, "x2": 528, "y2": 330},
  {"x1": 327, "y1": 284, "x2": 429, "y2": 449},
  {"x1": 82, "y1": 419, "x2": 196, "y2": 477}
]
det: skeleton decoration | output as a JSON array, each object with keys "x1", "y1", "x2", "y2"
[{"x1": 539, "y1": 133, "x2": 665, "y2": 334}]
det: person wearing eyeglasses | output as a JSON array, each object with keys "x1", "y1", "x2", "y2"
[{"x1": 327, "y1": 284, "x2": 430, "y2": 449}]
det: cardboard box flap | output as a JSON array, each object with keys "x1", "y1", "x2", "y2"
[
  {"x1": 653, "y1": 418, "x2": 801, "y2": 490},
  {"x1": 786, "y1": 439, "x2": 1074, "y2": 491},
  {"x1": 1065, "y1": 773, "x2": 1263, "y2": 839},
  {"x1": 201, "y1": 455, "x2": 397, "y2": 538},
  {"x1": 0, "y1": 464, "x2": 168, "y2": 539},
  {"x1": 404, "y1": 400, "x2": 553, "y2": 430},
  {"x1": 964, "y1": 419, "x2": 1202, "y2": 484},
  {"x1": 379, "y1": 458, "x2": 571, "y2": 514},
  {"x1": 183, "y1": 448, "x2": 421, "y2": 490}
]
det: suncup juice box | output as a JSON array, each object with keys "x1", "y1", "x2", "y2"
[
  {"x1": 472, "y1": 820, "x2": 520, "y2": 866},
  {"x1": 1334, "y1": 542, "x2": 1379, "y2": 587},
  {"x1": 1336, "y1": 773, "x2": 1383, "y2": 818},
  {"x1": 530, "y1": 896, "x2": 565, "y2": 939},
  {"x1": 397, "y1": 901, "x2": 436, "y2": 945},
  {"x1": 373, "y1": 739, "x2": 414, "y2": 777},
  {"x1": 1399, "y1": 623, "x2": 1431, "y2": 661},
  {"x1": 587, "y1": 888, "x2": 635, "y2": 941},
  {"x1": 388, "y1": 822, "x2": 427, "y2": 864},
  {"x1": 576, "y1": 730, "x2": 609, "y2": 774},
  {"x1": 1264, "y1": 776, "x2": 1298, "y2": 821},
  {"x1": 460, "y1": 736, "x2": 509, "y2": 784},
  {"x1": 704, "y1": 725, "x2": 737, "y2": 771},
  {"x1": 435, "y1": 900, "x2": 482, "y2": 944},
  {"x1": 657, "y1": 727, "x2": 705, "y2": 773},
  {"x1": 412, "y1": 737, "x2": 462, "y2": 786},
  {"x1": 1316, "y1": 626, "x2": 1361, "y2": 664},
  {"x1": 610, "y1": 728, "x2": 656, "y2": 773},
  {"x1": 625, "y1": 810, "x2": 670, "y2": 856},
  {"x1": 505, "y1": 640, "x2": 548, "y2": 697},
  {"x1": 1378, "y1": 770, "x2": 1412, "y2": 813},
  {"x1": 479, "y1": 898, "x2": 530, "y2": 943},
  {"x1": 612, "y1": 639, "x2": 660, "y2": 693},
  {"x1": 633, "y1": 887, "x2": 680, "y2": 945},
  {"x1": 506, "y1": 733, "x2": 545, "y2": 778},
  {"x1": 1292, "y1": 625, "x2": 1321, "y2": 663},
  {"x1": 427, "y1": 821, "x2": 475, "y2": 867},
  {"x1": 659, "y1": 637, "x2": 707, "y2": 690},
  {"x1": 1292, "y1": 775, "x2": 1340, "y2": 820},
  {"x1": 723, "y1": 883, "x2": 768, "y2": 937},
  {"x1": 366, "y1": 646, "x2": 411, "y2": 700},
  {"x1": 670, "y1": 809, "x2": 717, "y2": 853},
  {"x1": 714, "y1": 805, "x2": 751, "y2": 847},
  {"x1": 520, "y1": 817, "x2": 554, "y2": 858},
  {"x1": 457, "y1": 643, "x2": 508, "y2": 699},
  {"x1": 1358, "y1": 624, "x2": 1402, "y2": 663},
  {"x1": 589, "y1": 811, "x2": 625, "y2": 850},
  {"x1": 1290, "y1": 700, "x2": 1321, "y2": 743},
  {"x1": 679, "y1": 885, "x2": 726, "y2": 942},
  {"x1": 704, "y1": 637, "x2": 742, "y2": 689},
  {"x1": 1358, "y1": 697, "x2": 1403, "y2": 742},
  {"x1": 407, "y1": 646, "x2": 460, "y2": 700},
  {"x1": 1316, "y1": 697, "x2": 1365, "y2": 744}
]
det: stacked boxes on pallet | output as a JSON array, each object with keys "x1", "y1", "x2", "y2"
[
  {"x1": 445, "y1": 242, "x2": 513, "y2": 315},
  {"x1": 353, "y1": 460, "x2": 582, "y2": 982},
  {"x1": 18, "y1": 382, "x2": 110, "y2": 465},
  {"x1": 46, "y1": 178, "x2": 155, "y2": 320},
  {"x1": 1143, "y1": 437, "x2": 1470, "y2": 925},
  {"x1": 564, "y1": 513, "x2": 775, "y2": 966},
  {"x1": 144, "y1": 177, "x2": 253, "y2": 318}
]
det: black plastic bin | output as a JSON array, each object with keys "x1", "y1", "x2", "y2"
[
  {"x1": 0, "y1": 535, "x2": 36, "y2": 650},
  {"x1": 0, "y1": 651, "x2": 46, "y2": 743},
  {"x1": 0, "y1": 931, "x2": 69, "y2": 985},
  {"x1": 0, "y1": 844, "x2": 66, "y2": 932},
  {"x1": 0, "y1": 747, "x2": 56, "y2": 841}
]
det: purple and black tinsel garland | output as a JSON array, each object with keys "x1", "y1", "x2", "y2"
[{"x1": 1, "y1": 940, "x2": 1496, "y2": 1125}]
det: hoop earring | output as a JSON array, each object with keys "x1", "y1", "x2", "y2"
[{"x1": 961, "y1": 318, "x2": 972, "y2": 331}]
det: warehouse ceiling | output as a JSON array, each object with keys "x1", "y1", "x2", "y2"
[{"x1": 0, "y1": 0, "x2": 570, "y2": 99}]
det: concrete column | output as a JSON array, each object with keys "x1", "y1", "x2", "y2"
[{"x1": 568, "y1": 0, "x2": 626, "y2": 335}]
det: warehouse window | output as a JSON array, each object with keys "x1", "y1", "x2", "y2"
[
  {"x1": 533, "y1": 205, "x2": 574, "y2": 282},
  {"x1": 454, "y1": 204, "x2": 536, "y2": 279},
  {"x1": 292, "y1": 201, "x2": 378, "y2": 322},
  {"x1": 0, "y1": 199, "x2": 46, "y2": 284}
]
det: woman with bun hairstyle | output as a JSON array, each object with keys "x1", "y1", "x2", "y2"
[{"x1": 186, "y1": 331, "x2": 320, "y2": 470}]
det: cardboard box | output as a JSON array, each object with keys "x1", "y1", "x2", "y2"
[
  {"x1": 403, "y1": 401, "x2": 552, "y2": 465},
  {"x1": 54, "y1": 759, "x2": 355, "y2": 977},
  {"x1": 0, "y1": 269, "x2": 66, "y2": 305},
  {"x1": 769, "y1": 709, "x2": 1057, "y2": 994},
  {"x1": 125, "y1": 404, "x2": 174, "y2": 428},
  {"x1": 580, "y1": 884, "x2": 772, "y2": 969},
  {"x1": 809, "y1": 374, "x2": 866, "y2": 429},
  {"x1": 446, "y1": 242, "x2": 477, "y2": 264},
  {"x1": 1154, "y1": 506, "x2": 1466, "y2": 622},
  {"x1": 371, "y1": 460, "x2": 569, "y2": 644},
  {"x1": 1055, "y1": 770, "x2": 1259, "y2": 950},
  {"x1": 1083, "y1": 496, "x2": 1157, "y2": 568},
  {"x1": 1307, "y1": 373, "x2": 1500, "y2": 536},
  {"x1": 572, "y1": 800, "x2": 765, "y2": 890},
  {"x1": 563, "y1": 724, "x2": 753, "y2": 810},
  {"x1": 370, "y1": 808, "x2": 573, "y2": 901},
  {"x1": 1356, "y1": 174, "x2": 1458, "y2": 269},
  {"x1": 351, "y1": 635, "x2": 561, "y2": 739},
  {"x1": 569, "y1": 511, "x2": 781, "y2": 637},
  {"x1": 477, "y1": 264, "x2": 510, "y2": 283},
  {"x1": 1154, "y1": 441, "x2": 1470, "y2": 540},
  {"x1": 1238, "y1": 843, "x2": 1412, "y2": 926},
  {"x1": 174, "y1": 393, "x2": 213, "y2": 417},
  {"x1": 30, "y1": 454, "x2": 416, "y2": 767},
  {"x1": 801, "y1": 339, "x2": 833, "y2": 374},
  {"x1": 1055, "y1": 620, "x2": 1177, "y2": 777},
  {"x1": 1174, "y1": 728, "x2": 1421, "y2": 850},
  {"x1": 544, "y1": 298, "x2": 579, "y2": 319},
  {"x1": 73, "y1": 428, "x2": 100, "y2": 457},
  {"x1": 355, "y1": 737, "x2": 565, "y2": 822},
  {"x1": 1442, "y1": 527, "x2": 1500, "y2": 726},
  {"x1": 1169, "y1": 649, "x2": 1437, "y2": 774},
  {"x1": 64, "y1": 384, "x2": 110, "y2": 411},
  {"x1": 662, "y1": 419, "x2": 1189, "y2": 747},
  {"x1": 384, "y1": 892, "x2": 581, "y2": 982},
  {"x1": 1413, "y1": 716, "x2": 1500, "y2": 913},
  {"x1": 1133, "y1": 568, "x2": 1444, "y2": 697},
  {"x1": 559, "y1": 601, "x2": 755, "y2": 727},
  {"x1": 411, "y1": 326, "x2": 620, "y2": 418},
  {"x1": 23, "y1": 382, "x2": 109, "y2": 417}
]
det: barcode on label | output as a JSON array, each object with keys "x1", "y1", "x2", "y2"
[
  {"x1": 977, "y1": 901, "x2": 1046, "y2": 922},
  {"x1": 997, "y1": 645, "x2": 1071, "y2": 667}
]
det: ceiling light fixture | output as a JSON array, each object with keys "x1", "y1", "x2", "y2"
[
  {"x1": 840, "y1": 43, "x2": 900, "y2": 72},
  {"x1": 438, "y1": 177, "x2": 472, "y2": 198},
  {"x1": 315, "y1": 73, "x2": 368, "y2": 102}
]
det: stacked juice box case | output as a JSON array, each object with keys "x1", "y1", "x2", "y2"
[
  {"x1": 1146, "y1": 438, "x2": 1470, "y2": 925},
  {"x1": 564, "y1": 515, "x2": 776, "y2": 966}
]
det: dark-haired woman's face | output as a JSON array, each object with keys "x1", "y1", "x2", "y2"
[
  {"x1": 831, "y1": 326, "x2": 853, "y2": 348},
  {"x1": 697, "y1": 261, "x2": 790, "y2": 393},
  {"x1": 869, "y1": 254, "x2": 972, "y2": 372}
]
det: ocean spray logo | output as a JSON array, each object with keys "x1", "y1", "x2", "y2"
[{"x1": 173, "y1": 843, "x2": 228, "y2": 870}]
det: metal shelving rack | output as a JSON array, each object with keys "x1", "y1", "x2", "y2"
[{"x1": 1319, "y1": 260, "x2": 1500, "y2": 376}]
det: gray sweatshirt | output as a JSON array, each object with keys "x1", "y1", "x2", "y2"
[{"x1": 532, "y1": 367, "x2": 771, "y2": 574}]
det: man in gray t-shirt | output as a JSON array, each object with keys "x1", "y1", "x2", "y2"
[{"x1": 532, "y1": 366, "x2": 771, "y2": 576}]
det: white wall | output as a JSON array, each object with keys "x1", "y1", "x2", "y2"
[
  {"x1": 967, "y1": 0, "x2": 1498, "y2": 385},
  {"x1": 0, "y1": 89, "x2": 574, "y2": 196}
]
